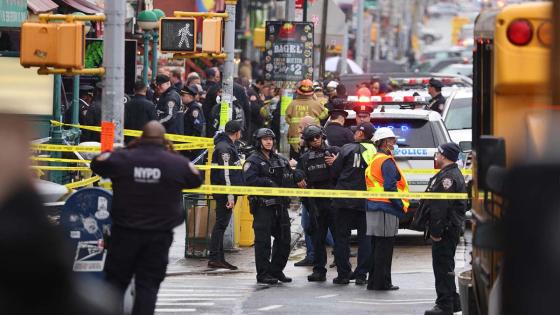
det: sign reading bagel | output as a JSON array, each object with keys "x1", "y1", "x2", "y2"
[{"x1": 264, "y1": 21, "x2": 314, "y2": 84}]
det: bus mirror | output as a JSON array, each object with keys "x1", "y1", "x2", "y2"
[
  {"x1": 459, "y1": 141, "x2": 472, "y2": 152},
  {"x1": 477, "y1": 136, "x2": 506, "y2": 191}
]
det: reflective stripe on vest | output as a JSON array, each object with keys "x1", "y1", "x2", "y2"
[
  {"x1": 360, "y1": 143, "x2": 377, "y2": 166},
  {"x1": 365, "y1": 153, "x2": 410, "y2": 212}
]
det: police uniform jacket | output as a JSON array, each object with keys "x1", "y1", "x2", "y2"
[
  {"x1": 331, "y1": 141, "x2": 376, "y2": 210},
  {"x1": 156, "y1": 88, "x2": 182, "y2": 134},
  {"x1": 424, "y1": 163, "x2": 467, "y2": 238},
  {"x1": 243, "y1": 150, "x2": 304, "y2": 205},
  {"x1": 211, "y1": 133, "x2": 243, "y2": 187},
  {"x1": 90, "y1": 142, "x2": 202, "y2": 231},
  {"x1": 325, "y1": 121, "x2": 354, "y2": 147},
  {"x1": 297, "y1": 145, "x2": 340, "y2": 189},
  {"x1": 428, "y1": 93, "x2": 446, "y2": 115},
  {"x1": 183, "y1": 100, "x2": 205, "y2": 137}
]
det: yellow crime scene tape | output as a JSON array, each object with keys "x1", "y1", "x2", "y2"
[
  {"x1": 31, "y1": 165, "x2": 91, "y2": 171},
  {"x1": 183, "y1": 185, "x2": 469, "y2": 200},
  {"x1": 65, "y1": 176, "x2": 100, "y2": 189},
  {"x1": 32, "y1": 156, "x2": 91, "y2": 164},
  {"x1": 50, "y1": 120, "x2": 213, "y2": 144},
  {"x1": 32, "y1": 142, "x2": 211, "y2": 152}
]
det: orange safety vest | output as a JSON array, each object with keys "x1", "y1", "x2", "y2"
[{"x1": 365, "y1": 153, "x2": 410, "y2": 212}]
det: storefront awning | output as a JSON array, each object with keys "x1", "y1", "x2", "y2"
[
  {"x1": 28, "y1": 0, "x2": 59, "y2": 14},
  {"x1": 60, "y1": 0, "x2": 102, "y2": 14}
]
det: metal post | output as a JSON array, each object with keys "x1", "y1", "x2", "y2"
[
  {"x1": 222, "y1": 1, "x2": 237, "y2": 127},
  {"x1": 142, "y1": 32, "x2": 151, "y2": 85},
  {"x1": 303, "y1": 0, "x2": 307, "y2": 21},
  {"x1": 340, "y1": 23, "x2": 349, "y2": 75},
  {"x1": 49, "y1": 74, "x2": 63, "y2": 183},
  {"x1": 151, "y1": 31, "x2": 159, "y2": 79},
  {"x1": 72, "y1": 76, "x2": 80, "y2": 126},
  {"x1": 356, "y1": 0, "x2": 364, "y2": 69},
  {"x1": 286, "y1": 0, "x2": 295, "y2": 21},
  {"x1": 319, "y1": 0, "x2": 329, "y2": 79},
  {"x1": 102, "y1": 0, "x2": 126, "y2": 145},
  {"x1": 374, "y1": 9, "x2": 381, "y2": 61}
]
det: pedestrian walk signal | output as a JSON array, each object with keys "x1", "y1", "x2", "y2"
[{"x1": 160, "y1": 17, "x2": 197, "y2": 53}]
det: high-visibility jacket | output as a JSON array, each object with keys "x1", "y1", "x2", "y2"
[{"x1": 365, "y1": 152, "x2": 410, "y2": 212}]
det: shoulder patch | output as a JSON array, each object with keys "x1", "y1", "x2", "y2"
[
  {"x1": 442, "y1": 178, "x2": 453, "y2": 190},
  {"x1": 96, "y1": 152, "x2": 111, "y2": 161},
  {"x1": 221, "y1": 153, "x2": 230, "y2": 163},
  {"x1": 243, "y1": 161, "x2": 251, "y2": 172},
  {"x1": 192, "y1": 109, "x2": 199, "y2": 118},
  {"x1": 168, "y1": 101, "x2": 175, "y2": 108}
]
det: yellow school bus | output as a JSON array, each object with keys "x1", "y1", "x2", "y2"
[{"x1": 467, "y1": 2, "x2": 552, "y2": 315}]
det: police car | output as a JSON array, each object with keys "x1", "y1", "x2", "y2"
[{"x1": 345, "y1": 95, "x2": 453, "y2": 225}]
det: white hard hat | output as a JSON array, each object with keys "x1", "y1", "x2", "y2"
[
  {"x1": 326, "y1": 81, "x2": 339, "y2": 89},
  {"x1": 373, "y1": 127, "x2": 397, "y2": 142}
]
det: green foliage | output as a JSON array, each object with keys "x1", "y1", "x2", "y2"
[{"x1": 84, "y1": 41, "x2": 104, "y2": 68}]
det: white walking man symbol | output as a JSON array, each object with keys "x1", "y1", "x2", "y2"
[{"x1": 178, "y1": 23, "x2": 193, "y2": 49}]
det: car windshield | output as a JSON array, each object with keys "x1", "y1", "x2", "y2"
[
  {"x1": 371, "y1": 119, "x2": 436, "y2": 148},
  {"x1": 445, "y1": 97, "x2": 472, "y2": 130},
  {"x1": 440, "y1": 64, "x2": 473, "y2": 77}
]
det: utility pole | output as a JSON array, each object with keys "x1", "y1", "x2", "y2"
[
  {"x1": 356, "y1": 0, "x2": 365, "y2": 69},
  {"x1": 319, "y1": 0, "x2": 329, "y2": 79},
  {"x1": 340, "y1": 22, "x2": 349, "y2": 75},
  {"x1": 102, "y1": 0, "x2": 126, "y2": 144},
  {"x1": 286, "y1": 0, "x2": 295, "y2": 21},
  {"x1": 221, "y1": 0, "x2": 237, "y2": 127}
]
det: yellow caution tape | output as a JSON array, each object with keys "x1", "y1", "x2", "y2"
[
  {"x1": 183, "y1": 185, "x2": 468, "y2": 200},
  {"x1": 31, "y1": 165, "x2": 91, "y2": 171},
  {"x1": 65, "y1": 176, "x2": 100, "y2": 189},
  {"x1": 32, "y1": 144, "x2": 101, "y2": 152},
  {"x1": 173, "y1": 143, "x2": 214, "y2": 150},
  {"x1": 50, "y1": 120, "x2": 213, "y2": 144},
  {"x1": 31, "y1": 157, "x2": 91, "y2": 164}
]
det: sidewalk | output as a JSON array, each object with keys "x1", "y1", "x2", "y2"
[{"x1": 166, "y1": 205, "x2": 304, "y2": 276}]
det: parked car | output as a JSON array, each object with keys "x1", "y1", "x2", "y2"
[
  {"x1": 428, "y1": 57, "x2": 468, "y2": 73},
  {"x1": 442, "y1": 88, "x2": 472, "y2": 145},
  {"x1": 418, "y1": 25, "x2": 443, "y2": 44},
  {"x1": 439, "y1": 63, "x2": 473, "y2": 78}
]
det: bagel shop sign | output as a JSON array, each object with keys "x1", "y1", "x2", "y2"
[{"x1": 264, "y1": 21, "x2": 314, "y2": 85}]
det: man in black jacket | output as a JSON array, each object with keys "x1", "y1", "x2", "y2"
[
  {"x1": 324, "y1": 101, "x2": 354, "y2": 147},
  {"x1": 124, "y1": 81, "x2": 156, "y2": 143},
  {"x1": 208, "y1": 120, "x2": 244, "y2": 270},
  {"x1": 424, "y1": 142, "x2": 466, "y2": 315},
  {"x1": 180, "y1": 85, "x2": 205, "y2": 137},
  {"x1": 330, "y1": 122, "x2": 377, "y2": 285},
  {"x1": 155, "y1": 74, "x2": 182, "y2": 134},
  {"x1": 427, "y1": 78, "x2": 446, "y2": 115},
  {"x1": 243, "y1": 128, "x2": 305, "y2": 284},
  {"x1": 90, "y1": 121, "x2": 202, "y2": 315}
]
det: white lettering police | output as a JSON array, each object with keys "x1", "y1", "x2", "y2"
[
  {"x1": 134, "y1": 167, "x2": 162, "y2": 183},
  {"x1": 394, "y1": 148, "x2": 429, "y2": 156}
]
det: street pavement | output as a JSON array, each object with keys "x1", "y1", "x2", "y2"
[{"x1": 156, "y1": 227, "x2": 471, "y2": 314}]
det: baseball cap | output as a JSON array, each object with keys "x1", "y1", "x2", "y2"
[
  {"x1": 351, "y1": 122, "x2": 375, "y2": 139},
  {"x1": 155, "y1": 74, "x2": 170, "y2": 85}
]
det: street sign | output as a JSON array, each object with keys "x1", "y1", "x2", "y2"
[
  {"x1": 160, "y1": 17, "x2": 197, "y2": 53},
  {"x1": 263, "y1": 21, "x2": 314, "y2": 84}
]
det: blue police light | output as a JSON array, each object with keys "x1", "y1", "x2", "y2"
[
  {"x1": 397, "y1": 138, "x2": 407, "y2": 142},
  {"x1": 374, "y1": 124, "x2": 411, "y2": 132}
]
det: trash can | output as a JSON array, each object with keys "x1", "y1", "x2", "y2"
[
  {"x1": 459, "y1": 270, "x2": 479, "y2": 315},
  {"x1": 184, "y1": 194, "x2": 216, "y2": 258},
  {"x1": 237, "y1": 196, "x2": 254, "y2": 247}
]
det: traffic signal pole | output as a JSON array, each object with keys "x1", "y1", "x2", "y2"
[
  {"x1": 222, "y1": 0, "x2": 237, "y2": 126},
  {"x1": 102, "y1": 0, "x2": 126, "y2": 145}
]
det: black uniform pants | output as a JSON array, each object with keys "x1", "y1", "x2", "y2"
[
  {"x1": 432, "y1": 227, "x2": 460, "y2": 312},
  {"x1": 209, "y1": 196, "x2": 232, "y2": 262},
  {"x1": 334, "y1": 208, "x2": 371, "y2": 279},
  {"x1": 368, "y1": 236, "x2": 395, "y2": 289},
  {"x1": 252, "y1": 205, "x2": 291, "y2": 279},
  {"x1": 105, "y1": 226, "x2": 173, "y2": 315},
  {"x1": 311, "y1": 198, "x2": 337, "y2": 275}
]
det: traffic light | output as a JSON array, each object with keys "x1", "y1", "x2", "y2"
[
  {"x1": 20, "y1": 22, "x2": 85, "y2": 69},
  {"x1": 202, "y1": 18, "x2": 223, "y2": 53}
]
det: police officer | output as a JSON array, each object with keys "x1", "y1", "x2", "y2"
[
  {"x1": 427, "y1": 78, "x2": 446, "y2": 115},
  {"x1": 155, "y1": 74, "x2": 182, "y2": 134},
  {"x1": 324, "y1": 100, "x2": 354, "y2": 147},
  {"x1": 90, "y1": 121, "x2": 202, "y2": 315},
  {"x1": 297, "y1": 125, "x2": 340, "y2": 282},
  {"x1": 180, "y1": 85, "x2": 205, "y2": 137},
  {"x1": 78, "y1": 85, "x2": 95, "y2": 125},
  {"x1": 352, "y1": 89, "x2": 374, "y2": 126},
  {"x1": 330, "y1": 122, "x2": 377, "y2": 285},
  {"x1": 243, "y1": 128, "x2": 305, "y2": 284},
  {"x1": 365, "y1": 127, "x2": 410, "y2": 291},
  {"x1": 424, "y1": 142, "x2": 466, "y2": 315},
  {"x1": 208, "y1": 120, "x2": 244, "y2": 270}
]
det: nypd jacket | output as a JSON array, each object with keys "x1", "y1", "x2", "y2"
[
  {"x1": 297, "y1": 145, "x2": 340, "y2": 189},
  {"x1": 156, "y1": 88, "x2": 182, "y2": 134},
  {"x1": 183, "y1": 100, "x2": 205, "y2": 137},
  {"x1": 325, "y1": 121, "x2": 354, "y2": 147},
  {"x1": 211, "y1": 133, "x2": 243, "y2": 202},
  {"x1": 424, "y1": 163, "x2": 467, "y2": 237},
  {"x1": 427, "y1": 93, "x2": 446, "y2": 115},
  {"x1": 91, "y1": 142, "x2": 202, "y2": 231},
  {"x1": 331, "y1": 141, "x2": 376, "y2": 210}
]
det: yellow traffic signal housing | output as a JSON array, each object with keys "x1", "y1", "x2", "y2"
[
  {"x1": 253, "y1": 27, "x2": 265, "y2": 49},
  {"x1": 202, "y1": 18, "x2": 223, "y2": 53},
  {"x1": 21, "y1": 22, "x2": 85, "y2": 69}
]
